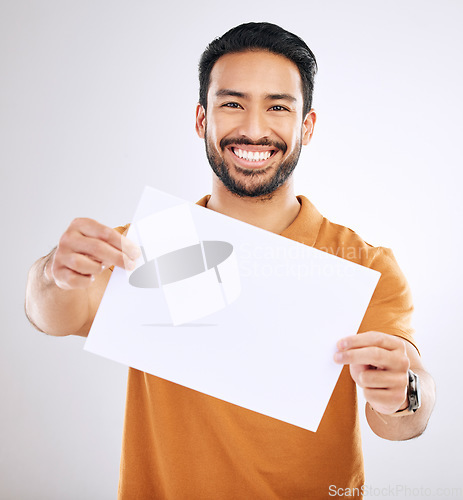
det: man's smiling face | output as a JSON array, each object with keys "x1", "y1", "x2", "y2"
[{"x1": 196, "y1": 50, "x2": 315, "y2": 198}]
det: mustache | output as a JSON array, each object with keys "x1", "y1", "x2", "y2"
[{"x1": 220, "y1": 137, "x2": 287, "y2": 154}]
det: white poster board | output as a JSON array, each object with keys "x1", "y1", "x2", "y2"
[{"x1": 85, "y1": 186, "x2": 380, "y2": 431}]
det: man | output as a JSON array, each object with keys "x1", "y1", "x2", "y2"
[{"x1": 26, "y1": 22, "x2": 435, "y2": 499}]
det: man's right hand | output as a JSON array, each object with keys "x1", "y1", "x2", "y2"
[
  {"x1": 46, "y1": 218, "x2": 140, "y2": 290},
  {"x1": 26, "y1": 218, "x2": 140, "y2": 336}
]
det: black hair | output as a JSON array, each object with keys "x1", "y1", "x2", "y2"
[{"x1": 198, "y1": 22, "x2": 318, "y2": 115}]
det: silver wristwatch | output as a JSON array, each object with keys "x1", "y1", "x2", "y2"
[
  {"x1": 391, "y1": 369, "x2": 421, "y2": 416},
  {"x1": 406, "y1": 369, "x2": 421, "y2": 413}
]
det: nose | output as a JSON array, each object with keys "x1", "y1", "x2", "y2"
[{"x1": 237, "y1": 108, "x2": 271, "y2": 142}]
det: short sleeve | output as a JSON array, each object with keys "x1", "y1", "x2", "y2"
[
  {"x1": 357, "y1": 247, "x2": 419, "y2": 354},
  {"x1": 115, "y1": 224, "x2": 130, "y2": 236}
]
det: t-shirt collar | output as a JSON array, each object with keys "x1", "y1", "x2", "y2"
[{"x1": 196, "y1": 195, "x2": 323, "y2": 247}]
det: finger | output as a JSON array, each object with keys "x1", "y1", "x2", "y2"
[
  {"x1": 356, "y1": 367, "x2": 408, "y2": 390},
  {"x1": 337, "y1": 331, "x2": 405, "y2": 352},
  {"x1": 363, "y1": 387, "x2": 408, "y2": 414},
  {"x1": 78, "y1": 236, "x2": 133, "y2": 270},
  {"x1": 334, "y1": 346, "x2": 396, "y2": 369},
  {"x1": 58, "y1": 252, "x2": 106, "y2": 276},
  {"x1": 70, "y1": 218, "x2": 140, "y2": 260},
  {"x1": 60, "y1": 231, "x2": 136, "y2": 271},
  {"x1": 121, "y1": 234, "x2": 141, "y2": 261},
  {"x1": 53, "y1": 267, "x2": 96, "y2": 290}
]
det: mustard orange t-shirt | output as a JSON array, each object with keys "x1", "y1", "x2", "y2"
[{"x1": 117, "y1": 196, "x2": 417, "y2": 499}]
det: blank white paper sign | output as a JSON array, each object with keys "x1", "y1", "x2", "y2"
[
  {"x1": 85, "y1": 186, "x2": 380, "y2": 431},
  {"x1": 135, "y1": 203, "x2": 199, "y2": 261},
  {"x1": 163, "y1": 268, "x2": 225, "y2": 326}
]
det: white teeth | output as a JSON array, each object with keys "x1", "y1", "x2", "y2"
[{"x1": 233, "y1": 148, "x2": 272, "y2": 161}]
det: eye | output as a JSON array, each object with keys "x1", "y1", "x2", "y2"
[
  {"x1": 221, "y1": 102, "x2": 242, "y2": 109},
  {"x1": 269, "y1": 105, "x2": 289, "y2": 112}
]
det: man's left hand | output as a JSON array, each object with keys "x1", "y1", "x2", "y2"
[{"x1": 334, "y1": 331, "x2": 410, "y2": 415}]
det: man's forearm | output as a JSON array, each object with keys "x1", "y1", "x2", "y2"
[
  {"x1": 25, "y1": 249, "x2": 92, "y2": 337},
  {"x1": 365, "y1": 367, "x2": 436, "y2": 441}
]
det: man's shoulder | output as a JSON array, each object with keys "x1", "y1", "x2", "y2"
[
  {"x1": 315, "y1": 217, "x2": 404, "y2": 286},
  {"x1": 316, "y1": 217, "x2": 376, "y2": 263},
  {"x1": 290, "y1": 196, "x2": 381, "y2": 266}
]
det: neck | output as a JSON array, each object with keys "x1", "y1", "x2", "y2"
[{"x1": 207, "y1": 176, "x2": 301, "y2": 234}]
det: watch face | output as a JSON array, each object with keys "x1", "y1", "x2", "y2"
[{"x1": 408, "y1": 370, "x2": 421, "y2": 412}]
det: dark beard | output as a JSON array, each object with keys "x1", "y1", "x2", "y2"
[{"x1": 204, "y1": 132, "x2": 302, "y2": 199}]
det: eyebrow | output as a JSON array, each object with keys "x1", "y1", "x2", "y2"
[
  {"x1": 265, "y1": 93, "x2": 297, "y2": 103},
  {"x1": 215, "y1": 89, "x2": 297, "y2": 103}
]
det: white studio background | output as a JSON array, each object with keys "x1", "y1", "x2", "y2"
[{"x1": 1, "y1": 1, "x2": 461, "y2": 499}]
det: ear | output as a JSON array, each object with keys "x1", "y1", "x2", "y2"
[
  {"x1": 195, "y1": 103, "x2": 206, "y2": 139},
  {"x1": 301, "y1": 109, "x2": 317, "y2": 145}
]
